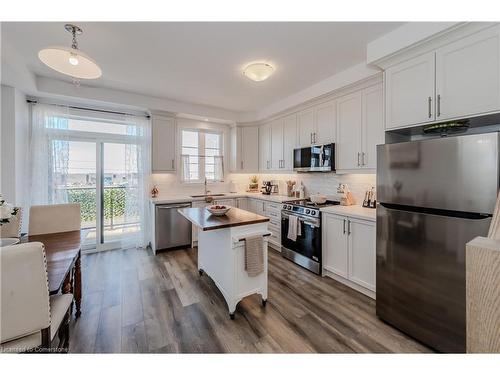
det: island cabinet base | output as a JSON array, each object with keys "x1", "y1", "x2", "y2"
[{"x1": 197, "y1": 222, "x2": 269, "y2": 318}]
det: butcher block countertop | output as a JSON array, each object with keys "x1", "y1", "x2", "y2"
[{"x1": 178, "y1": 207, "x2": 269, "y2": 231}]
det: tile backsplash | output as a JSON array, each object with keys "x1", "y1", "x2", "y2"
[{"x1": 151, "y1": 172, "x2": 376, "y2": 204}]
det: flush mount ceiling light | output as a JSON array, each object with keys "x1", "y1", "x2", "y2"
[
  {"x1": 243, "y1": 62, "x2": 275, "y2": 82},
  {"x1": 38, "y1": 24, "x2": 102, "y2": 80}
]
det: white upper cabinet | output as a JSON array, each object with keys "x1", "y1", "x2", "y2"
[
  {"x1": 385, "y1": 52, "x2": 435, "y2": 130},
  {"x1": 230, "y1": 126, "x2": 259, "y2": 172},
  {"x1": 314, "y1": 100, "x2": 336, "y2": 145},
  {"x1": 297, "y1": 109, "x2": 314, "y2": 147},
  {"x1": 385, "y1": 25, "x2": 500, "y2": 130},
  {"x1": 282, "y1": 114, "x2": 297, "y2": 170},
  {"x1": 241, "y1": 126, "x2": 259, "y2": 171},
  {"x1": 152, "y1": 115, "x2": 176, "y2": 172},
  {"x1": 259, "y1": 124, "x2": 271, "y2": 171},
  {"x1": 258, "y1": 115, "x2": 297, "y2": 172},
  {"x1": 337, "y1": 91, "x2": 363, "y2": 170},
  {"x1": 297, "y1": 102, "x2": 336, "y2": 147},
  {"x1": 336, "y1": 83, "x2": 384, "y2": 171},
  {"x1": 361, "y1": 84, "x2": 384, "y2": 169},
  {"x1": 435, "y1": 26, "x2": 500, "y2": 121},
  {"x1": 270, "y1": 119, "x2": 284, "y2": 170}
]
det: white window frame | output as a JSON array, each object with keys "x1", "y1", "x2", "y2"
[{"x1": 180, "y1": 128, "x2": 224, "y2": 184}]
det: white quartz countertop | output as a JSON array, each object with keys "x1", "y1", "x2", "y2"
[
  {"x1": 320, "y1": 205, "x2": 376, "y2": 222},
  {"x1": 150, "y1": 192, "x2": 291, "y2": 205}
]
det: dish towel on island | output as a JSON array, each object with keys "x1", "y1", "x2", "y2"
[
  {"x1": 287, "y1": 215, "x2": 302, "y2": 241},
  {"x1": 245, "y1": 235, "x2": 264, "y2": 277}
]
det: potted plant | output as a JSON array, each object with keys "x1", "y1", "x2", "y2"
[
  {"x1": 0, "y1": 194, "x2": 20, "y2": 246},
  {"x1": 0, "y1": 194, "x2": 18, "y2": 226}
]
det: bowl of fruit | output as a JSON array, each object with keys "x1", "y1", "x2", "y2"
[{"x1": 206, "y1": 204, "x2": 231, "y2": 216}]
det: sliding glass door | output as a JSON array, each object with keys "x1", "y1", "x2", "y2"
[{"x1": 31, "y1": 103, "x2": 151, "y2": 252}]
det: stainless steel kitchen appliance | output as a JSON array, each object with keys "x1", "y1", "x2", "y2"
[
  {"x1": 293, "y1": 143, "x2": 335, "y2": 172},
  {"x1": 155, "y1": 202, "x2": 192, "y2": 252},
  {"x1": 281, "y1": 198, "x2": 340, "y2": 274},
  {"x1": 376, "y1": 132, "x2": 499, "y2": 353}
]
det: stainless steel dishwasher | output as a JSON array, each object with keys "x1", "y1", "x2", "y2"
[{"x1": 155, "y1": 202, "x2": 192, "y2": 252}]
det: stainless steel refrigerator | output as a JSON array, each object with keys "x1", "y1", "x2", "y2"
[{"x1": 376, "y1": 132, "x2": 499, "y2": 353}]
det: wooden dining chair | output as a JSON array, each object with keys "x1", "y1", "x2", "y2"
[
  {"x1": 0, "y1": 207, "x2": 22, "y2": 238},
  {"x1": 28, "y1": 203, "x2": 81, "y2": 236},
  {"x1": 0, "y1": 242, "x2": 73, "y2": 353}
]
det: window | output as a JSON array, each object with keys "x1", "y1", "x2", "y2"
[{"x1": 181, "y1": 129, "x2": 223, "y2": 183}]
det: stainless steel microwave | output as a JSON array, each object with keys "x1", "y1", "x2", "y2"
[{"x1": 293, "y1": 143, "x2": 335, "y2": 172}]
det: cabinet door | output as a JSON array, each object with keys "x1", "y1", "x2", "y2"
[
  {"x1": 348, "y1": 219, "x2": 376, "y2": 291},
  {"x1": 297, "y1": 109, "x2": 314, "y2": 147},
  {"x1": 270, "y1": 119, "x2": 284, "y2": 170},
  {"x1": 282, "y1": 114, "x2": 297, "y2": 171},
  {"x1": 436, "y1": 26, "x2": 500, "y2": 121},
  {"x1": 213, "y1": 198, "x2": 235, "y2": 206},
  {"x1": 230, "y1": 126, "x2": 240, "y2": 172},
  {"x1": 336, "y1": 91, "x2": 362, "y2": 170},
  {"x1": 241, "y1": 126, "x2": 259, "y2": 171},
  {"x1": 361, "y1": 84, "x2": 384, "y2": 169},
  {"x1": 152, "y1": 116, "x2": 176, "y2": 172},
  {"x1": 385, "y1": 52, "x2": 435, "y2": 129},
  {"x1": 236, "y1": 198, "x2": 248, "y2": 211},
  {"x1": 314, "y1": 100, "x2": 336, "y2": 145},
  {"x1": 322, "y1": 214, "x2": 348, "y2": 278},
  {"x1": 259, "y1": 124, "x2": 271, "y2": 171}
]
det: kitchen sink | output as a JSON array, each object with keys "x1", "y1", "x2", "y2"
[{"x1": 190, "y1": 193, "x2": 226, "y2": 198}]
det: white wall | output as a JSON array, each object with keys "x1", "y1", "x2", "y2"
[{"x1": 1, "y1": 85, "x2": 29, "y2": 209}]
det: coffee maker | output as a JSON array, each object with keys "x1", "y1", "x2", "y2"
[{"x1": 261, "y1": 181, "x2": 272, "y2": 195}]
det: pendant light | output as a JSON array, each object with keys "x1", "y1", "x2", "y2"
[{"x1": 38, "y1": 24, "x2": 102, "y2": 80}]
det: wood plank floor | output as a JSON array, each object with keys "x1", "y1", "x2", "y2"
[{"x1": 69, "y1": 247, "x2": 432, "y2": 353}]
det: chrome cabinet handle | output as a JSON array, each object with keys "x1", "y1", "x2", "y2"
[
  {"x1": 357, "y1": 152, "x2": 360, "y2": 167},
  {"x1": 171, "y1": 159, "x2": 174, "y2": 169},
  {"x1": 437, "y1": 94, "x2": 441, "y2": 117},
  {"x1": 343, "y1": 219, "x2": 346, "y2": 234},
  {"x1": 362, "y1": 152, "x2": 365, "y2": 166},
  {"x1": 314, "y1": 133, "x2": 317, "y2": 143},
  {"x1": 428, "y1": 96, "x2": 432, "y2": 118},
  {"x1": 241, "y1": 160, "x2": 244, "y2": 169},
  {"x1": 348, "y1": 220, "x2": 351, "y2": 235},
  {"x1": 310, "y1": 133, "x2": 313, "y2": 144}
]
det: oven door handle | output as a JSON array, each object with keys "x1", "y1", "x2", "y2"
[{"x1": 281, "y1": 212, "x2": 320, "y2": 227}]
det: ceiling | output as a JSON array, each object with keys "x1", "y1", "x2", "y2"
[{"x1": 1, "y1": 22, "x2": 403, "y2": 113}]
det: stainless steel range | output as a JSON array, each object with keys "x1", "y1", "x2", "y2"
[{"x1": 281, "y1": 198, "x2": 340, "y2": 274}]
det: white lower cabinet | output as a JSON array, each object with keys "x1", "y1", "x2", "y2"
[
  {"x1": 322, "y1": 213, "x2": 376, "y2": 298},
  {"x1": 236, "y1": 197, "x2": 248, "y2": 210}
]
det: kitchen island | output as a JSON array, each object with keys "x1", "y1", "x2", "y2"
[{"x1": 178, "y1": 207, "x2": 270, "y2": 319}]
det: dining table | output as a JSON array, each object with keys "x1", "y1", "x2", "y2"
[{"x1": 23, "y1": 230, "x2": 84, "y2": 318}]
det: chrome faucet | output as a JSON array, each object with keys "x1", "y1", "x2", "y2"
[{"x1": 204, "y1": 178, "x2": 213, "y2": 203}]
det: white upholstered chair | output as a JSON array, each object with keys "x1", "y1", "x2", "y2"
[
  {"x1": 0, "y1": 207, "x2": 22, "y2": 238},
  {"x1": 0, "y1": 242, "x2": 73, "y2": 353},
  {"x1": 29, "y1": 203, "x2": 81, "y2": 236}
]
